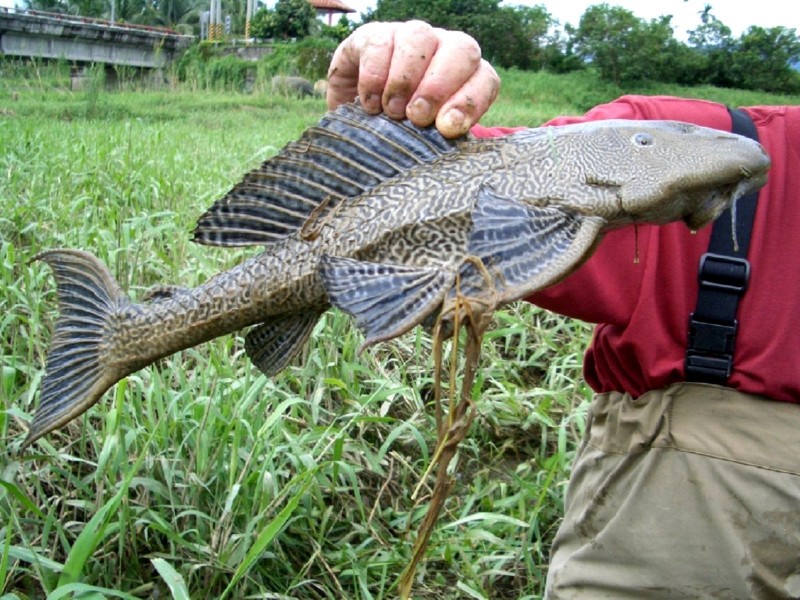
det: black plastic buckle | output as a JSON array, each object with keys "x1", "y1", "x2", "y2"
[
  {"x1": 685, "y1": 352, "x2": 733, "y2": 383},
  {"x1": 687, "y1": 315, "x2": 738, "y2": 354},
  {"x1": 698, "y1": 253, "x2": 750, "y2": 294}
]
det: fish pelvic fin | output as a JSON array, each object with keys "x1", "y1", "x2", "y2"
[{"x1": 22, "y1": 249, "x2": 129, "y2": 451}]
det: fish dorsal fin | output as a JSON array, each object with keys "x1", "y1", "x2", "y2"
[
  {"x1": 318, "y1": 256, "x2": 453, "y2": 349},
  {"x1": 244, "y1": 311, "x2": 321, "y2": 377},
  {"x1": 193, "y1": 102, "x2": 462, "y2": 247},
  {"x1": 456, "y1": 187, "x2": 606, "y2": 302}
]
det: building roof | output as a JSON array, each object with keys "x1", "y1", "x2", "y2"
[{"x1": 307, "y1": 0, "x2": 355, "y2": 13}]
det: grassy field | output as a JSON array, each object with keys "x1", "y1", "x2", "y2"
[{"x1": 1, "y1": 65, "x2": 798, "y2": 600}]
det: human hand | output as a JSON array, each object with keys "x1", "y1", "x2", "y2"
[{"x1": 326, "y1": 21, "x2": 500, "y2": 138}]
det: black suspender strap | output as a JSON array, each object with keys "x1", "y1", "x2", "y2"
[{"x1": 685, "y1": 108, "x2": 760, "y2": 384}]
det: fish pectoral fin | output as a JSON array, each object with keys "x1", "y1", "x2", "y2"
[
  {"x1": 244, "y1": 312, "x2": 321, "y2": 377},
  {"x1": 461, "y1": 187, "x2": 607, "y2": 301},
  {"x1": 319, "y1": 256, "x2": 452, "y2": 349}
]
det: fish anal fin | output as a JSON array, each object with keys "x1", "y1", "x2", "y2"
[
  {"x1": 319, "y1": 256, "x2": 452, "y2": 349},
  {"x1": 244, "y1": 312, "x2": 320, "y2": 377}
]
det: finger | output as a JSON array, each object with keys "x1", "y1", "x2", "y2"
[
  {"x1": 405, "y1": 29, "x2": 482, "y2": 128},
  {"x1": 434, "y1": 59, "x2": 501, "y2": 138},
  {"x1": 327, "y1": 22, "x2": 397, "y2": 112},
  {"x1": 380, "y1": 21, "x2": 439, "y2": 120}
]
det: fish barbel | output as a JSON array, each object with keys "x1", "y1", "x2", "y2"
[{"x1": 22, "y1": 102, "x2": 770, "y2": 449}]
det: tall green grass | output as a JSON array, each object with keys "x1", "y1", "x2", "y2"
[{"x1": 1, "y1": 68, "x2": 797, "y2": 599}]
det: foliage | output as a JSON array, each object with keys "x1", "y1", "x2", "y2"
[
  {"x1": 295, "y1": 37, "x2": 338, "y2": 81},
  {"x1": 273, "y1": 0, "x2": 317, "y2": 39},
  {"x1": 24, "y1": 0, "x2": 204, "y2": 28},
  {"x1": 727, "y1": 26, "x2": 800, "y2": 94},
  {"x1": 250, "y1": 0, "x2": 317, "y2": 41},
  {"x1": 320, "y1": 14, "x2": 356, "y2": 43},
  {"x1": 571, "y1": 4, "x2": 674, "y2": 86},
  {"x1": 255, "y1": 38, "x2": 337, "y2": 81},
  {"x1": 250, "y1": 6, "x2": 278, "y2": 39}
]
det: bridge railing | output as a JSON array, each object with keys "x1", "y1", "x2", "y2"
[{"x1": 4, "y1": 7, "x2": 182, "y2": 36}]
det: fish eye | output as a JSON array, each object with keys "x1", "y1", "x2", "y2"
[{"x1": 632, "y1": 132, "x2": 654, "y2": 147}]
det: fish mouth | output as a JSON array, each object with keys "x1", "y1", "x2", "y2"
[{"x1": 683, "y1": 168, "x2": 769, "y2": 231}]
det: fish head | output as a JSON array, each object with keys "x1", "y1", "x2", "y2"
[{"x1": 554, "y1": 119, "x2": 771, "y2": 230}]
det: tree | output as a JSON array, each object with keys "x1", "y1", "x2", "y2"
[
  {"x1": 321, "y1": 14, "x2": 356, "y2": 43},
  {"x1": 24, "y1": 0, "x2": 106, "y2": 17},
  {"x1": 686, "y1": 4, "x2": 734, "y2": 86},
  {"x1": 572, "y1": 4, "x2": 680, "y2": 85},
  {"x1": 688, "y1": 4, "x2": 732, "y2": 49},
  {"x1": 249, "y1": 0, "x2": 315, "y2": 40},
  {"x1": 251, "y1": 6, "x2": 278, "y2": 39},
  {"x1": 273, "y1": 0, "x2": 316, "y2": 39},
  {"x1": 728, "y1": 26, "x2": 800, "y2": 93}
]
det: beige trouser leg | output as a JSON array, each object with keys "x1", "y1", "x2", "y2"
[{"x1": 545, "y1": 383, "x2": 800, "y2": 600}]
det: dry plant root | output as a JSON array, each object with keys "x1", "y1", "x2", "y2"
[{"x1": 398, "y1": 258, "x2": 496, "y2": 599}]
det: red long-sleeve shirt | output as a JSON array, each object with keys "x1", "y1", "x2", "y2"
[{"x1": 472, "y1": 95, "x2": 800, "y2": 403}]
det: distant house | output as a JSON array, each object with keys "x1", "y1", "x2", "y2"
[{"x1": 307, "y1": 0, "x2": 355, "y2": 25}]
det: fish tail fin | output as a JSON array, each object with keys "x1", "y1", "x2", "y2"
[{"x1": 22, "y1": 249, "x2": 129, "y2": 450}]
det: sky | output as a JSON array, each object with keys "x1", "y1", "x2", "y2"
[
  {"x1": 341, "y1": 0, "x2": 799, "y2": 40},
  {"x1": 2, "y1": 0, "x2": 797, "y2": 39}
]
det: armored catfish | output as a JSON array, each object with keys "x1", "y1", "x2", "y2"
[{"x1": 21, "y1": 102, "x2": 770, "y2": 449}]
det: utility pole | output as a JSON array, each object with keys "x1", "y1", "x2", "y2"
[
  {"x1": 245, "y1": 0, "x2": 254, "y2": 44},
  {"x1": 208, "y1": 0, "x2": 222, "y2": 40}
]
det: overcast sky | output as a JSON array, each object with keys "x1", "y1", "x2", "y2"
[
  {"x1": 343, "y1": 0, "x2": 799, "y2": 40},
  {"x1": 3, "y1": 0, "x2": 797, "y2": 39}
]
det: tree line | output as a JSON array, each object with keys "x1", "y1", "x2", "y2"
[
  {"x1": 367, "y1": 1, "x2": 800, "y2": 94},
  {"x1": 20, "y1": 0, "x2": 800, "y2": 93}
]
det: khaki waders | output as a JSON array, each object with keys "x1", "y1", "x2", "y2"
[{"x1": 545, "y1": 383, "x2": 800, "y2": 600}]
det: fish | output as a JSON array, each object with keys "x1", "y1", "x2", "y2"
[{"x1": 21, "y1": 102, "x2": 770, "y2": 450}]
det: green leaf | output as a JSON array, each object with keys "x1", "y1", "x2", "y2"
[
  {"x1": 56, "y1": 434, "x2": 150, "y2": 588},
  {"x1": 221, "y1": 466, "x2": 320, "y2": 599},
  {"x1": 6, "y1": 545, "x2": 64, "y2": 573},
  {"x1": 151, "y1": 558, "x2": 191, "y2": 600},
  {"x1": 47, "y1": 582, "x2": 140, "y2": 600},
  {"x1": 0, "y1": 480, "x2": 45, "y2": 519}
]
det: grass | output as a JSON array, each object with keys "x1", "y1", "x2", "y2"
[{"x1": 1, "y1": 64, "x2": 798, "y2": 599}]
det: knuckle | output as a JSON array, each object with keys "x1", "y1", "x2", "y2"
[
  {"x1": 482, "y1": 60, "x2": 501, "y2": 96},
  {"x1": 442, "y1": 30, "x2": 481, "y2": 64},
  {"x1": 403, "y1": 20, "x2": 433, "y2": 36}
]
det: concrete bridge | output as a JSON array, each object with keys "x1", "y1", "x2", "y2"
[{"x1": 0, "y1": 9, "x2": 192, "y2": 69}]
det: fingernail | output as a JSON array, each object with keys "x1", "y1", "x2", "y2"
[
  {"x1": 407, "y1": 97, "x2": 433, "y2": 125},
  {"x1": 440, "y1": 108, "x2": 467, "y2": 136},
  {"x1": 362, "y1": 92, "x2": 381, "y2": 113},
  {"x1": 386, "y1": 95, "x2": 406, "y2": 118}
]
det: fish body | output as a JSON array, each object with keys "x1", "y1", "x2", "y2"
[{"x1": 23, "y1": 103, "x2": 770, "y2": 449}]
